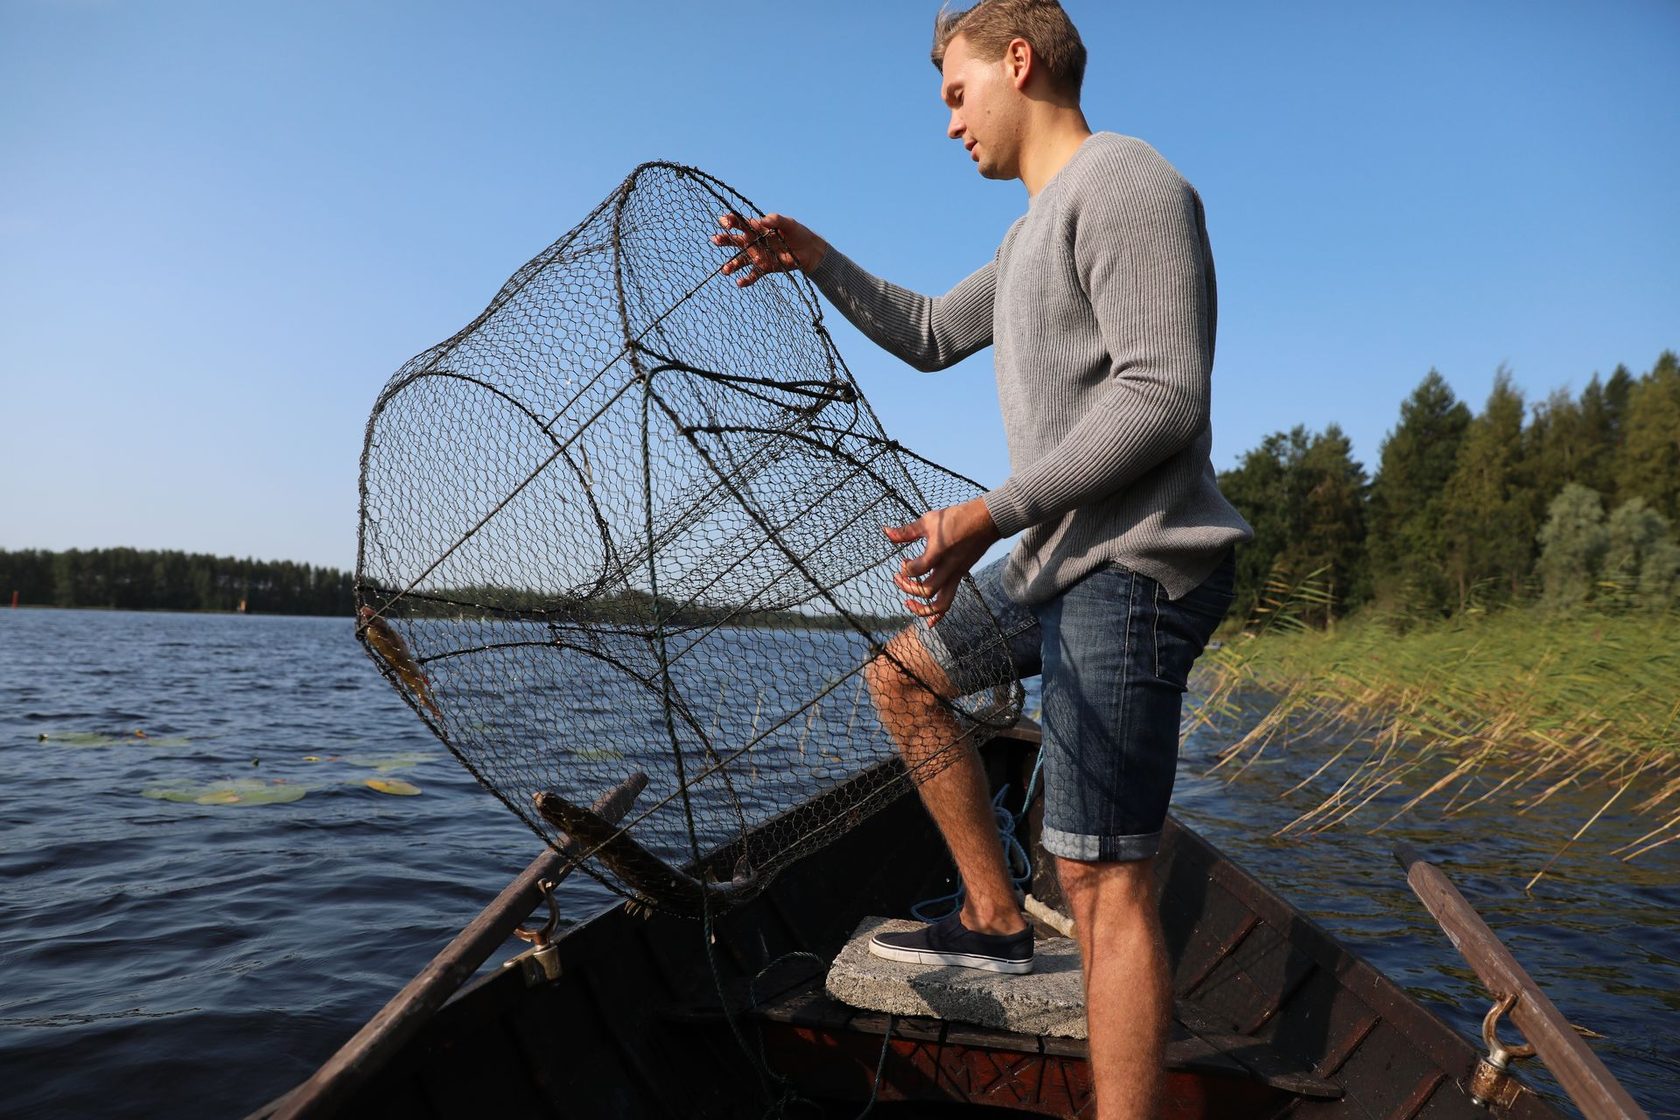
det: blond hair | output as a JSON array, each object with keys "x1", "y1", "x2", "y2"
[{"x1": 931, "y1": 0, "x2": 1087, "y2": 100}]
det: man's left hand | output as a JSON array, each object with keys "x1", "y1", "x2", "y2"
[{"x1": 884, "y1": 497, "x2": 1002, "y2": 626}]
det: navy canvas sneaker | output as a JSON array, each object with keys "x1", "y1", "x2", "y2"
[{"x1": 868, "y1": 911, "x2": 1034, "y2": 974}]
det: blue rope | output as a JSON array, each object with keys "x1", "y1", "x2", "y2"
[
  {"x1": 1019, "y1": 747, "x2": 1046, "y2": 831},
  {"x1": 909, "y1": 750, "x2": 1047, "y2": 923}
]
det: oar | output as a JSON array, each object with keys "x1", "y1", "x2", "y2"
[
  {"x1": 1392, "y1": 841, "x2": 1648, "y2": 1120},
  {"x1": 268, "y1": 772, "x2": 649, "y2": 1120}
]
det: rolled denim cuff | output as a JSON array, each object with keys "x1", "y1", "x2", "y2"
[{"x1": 1041, "y1": 825, "x2": 1162, "y2": 863}]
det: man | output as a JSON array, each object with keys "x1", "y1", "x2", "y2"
[{"x1": 713, "y1": 2, "x2": 1251, "y2": 1115}]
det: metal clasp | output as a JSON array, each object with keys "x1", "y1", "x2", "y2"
[
  {"x1": 506, "y1": 877, "x2": 563, "y2": 986},
  {"x1": 1467, "y1": 993, "x2": 1536, "y2": 1108}
]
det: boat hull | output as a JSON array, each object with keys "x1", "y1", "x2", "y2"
[{"x1": 252, "y1": 735, "x2": 1566, "y2": 1119}]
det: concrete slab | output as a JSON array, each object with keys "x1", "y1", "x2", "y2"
[{"x1": 825, "y1": 916, "x2": 1088, "y2": 1039}]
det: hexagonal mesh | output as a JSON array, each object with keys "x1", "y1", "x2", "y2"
[{"x1": 355, "y1": 162, "x2": 1022, "y2": 916}]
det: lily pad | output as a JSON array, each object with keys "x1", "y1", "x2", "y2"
[
  {"x1": 365, "y1": 777, "x2": 422, "y2": 796},
  {"x1": 42, "y1": 730, "x2": 193, "y2": 748},
  {"x1": 571, "y1": 746, "x2": 624, "y2": 762},
  {"x1": 142, "y1": 779, "x2": 308, "y2": 806},
  {"x1": 342, "y1": 752, "x2": 436, "y2": 773}
]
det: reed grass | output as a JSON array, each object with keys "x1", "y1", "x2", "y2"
[{"x1": 1189, "y1": 569, "x2": 1680, "y2": 882}]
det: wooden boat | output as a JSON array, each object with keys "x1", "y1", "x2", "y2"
[{"x1": 250, "y1": 725, "x2": 1633, "y2": 1119}]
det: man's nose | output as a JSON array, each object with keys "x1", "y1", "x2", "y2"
[{"x1": 947, "y1": 112, "x2": 964, "y2": 140}]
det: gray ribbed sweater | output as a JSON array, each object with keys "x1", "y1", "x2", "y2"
[{"x1": 809, "y1": 131, "x2": 1253, "y2": 603}]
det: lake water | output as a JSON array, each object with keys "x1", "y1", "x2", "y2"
[{"x1": 1, "y1": 609, "x2": 1675, "y2": 1118}]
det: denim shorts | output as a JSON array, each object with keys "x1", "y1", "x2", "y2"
[{"x1": 919, "y1": 552, "x2": 1235, "y2": 862}]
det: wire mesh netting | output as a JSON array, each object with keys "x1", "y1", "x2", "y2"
[{"x1": 355, "y1": 161, "x2": 1023, "y2": 916}]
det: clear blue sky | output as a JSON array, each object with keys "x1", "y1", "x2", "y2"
[{"x1": 3, "y1": 0, "x2": 1676, "y2": 571}]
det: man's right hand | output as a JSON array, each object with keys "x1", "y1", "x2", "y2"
[{"x1": 712, "y1": 212, "x2": 828, "y2": 287}]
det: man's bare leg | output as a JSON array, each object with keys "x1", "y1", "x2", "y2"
[
  {"x1": 863, "y1": 632, "x2": 1026, "y2": 935},
  {"x1": 1059, "y1": 855, "x2": 1169, "y2": 1120}
]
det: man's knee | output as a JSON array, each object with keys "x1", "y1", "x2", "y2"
[
  {"x1": 861, "y1": 649, "x2": 902, "y2": 705},
  {"x1": 1055, "y1": 855, "x2": 1158, "y2": 923},
  {"x1": 864, "y1": 630, "x2": 956, "y2": 712}
]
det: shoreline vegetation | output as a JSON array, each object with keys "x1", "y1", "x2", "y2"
[
  {"x1": 1197, "y1": 350, "x2": 1679, "y2": 875},
  {"x1": 1190, "y1": 574, "x2": 1680, "y2": 882},
  {"x1": 1, "y1": 548, "x2": 356, "y2": 617}
]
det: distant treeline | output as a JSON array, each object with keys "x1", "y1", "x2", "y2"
[
  {"x1": 5, "y1": 550, "x2": 899, "y2": 630},
  {"x1": 1221, "y1": 350, "x2": 1680, "y2": 624},
  {"x1": 1, "y1": 548, "x2": 355, "y2": 616},
  {"x1": 380, "y1": 585, "x2": 905, "y2": 633}
]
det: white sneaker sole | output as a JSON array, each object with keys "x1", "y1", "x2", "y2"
[{"x1": 867, "y1": 937, "x2": 1034, "y2": 974}]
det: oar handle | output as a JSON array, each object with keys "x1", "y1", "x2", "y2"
[{"x1": 1393, "y1": 843, "x2": 1648, "y2": 1120}]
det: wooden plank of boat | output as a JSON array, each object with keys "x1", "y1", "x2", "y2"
[
  {"x1": 1156, "y1": 820, "x2": 1438, "y2": 1105},
  {"x1": 1394, "y1": 841, "x2": 1649, "y2": 1120}
]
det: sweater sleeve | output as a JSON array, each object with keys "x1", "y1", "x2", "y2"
[
  {"x1": 807, "y1": 247, "x2": 995, "y2": 373},
  {"x1": 981, "y1": 156, "x2": 1215, "y2": 537}
]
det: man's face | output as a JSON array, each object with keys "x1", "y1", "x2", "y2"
[{"x1": 940, "y1": 34, "x2": 1023, "y2": 181}]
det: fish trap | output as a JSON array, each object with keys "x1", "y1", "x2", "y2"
[{"x1": 354, "y1": 162, "x2": 1023, "y2": 916}]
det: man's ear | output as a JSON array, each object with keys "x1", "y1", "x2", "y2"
[{"x1": 1004, "y1": 37, "x2": 1033, "y2": 90}]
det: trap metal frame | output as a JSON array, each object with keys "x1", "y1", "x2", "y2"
[{"x1": 353, "y1": 161, "x2": 1023, "y2": 915}]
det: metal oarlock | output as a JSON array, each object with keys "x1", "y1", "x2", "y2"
[
  {"x1": 1467, "y1": 993, "x2": 1536, "y2": 1109},
  {"x1": 506, "y1": 878, "x2": 563, "y2": 986}
]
